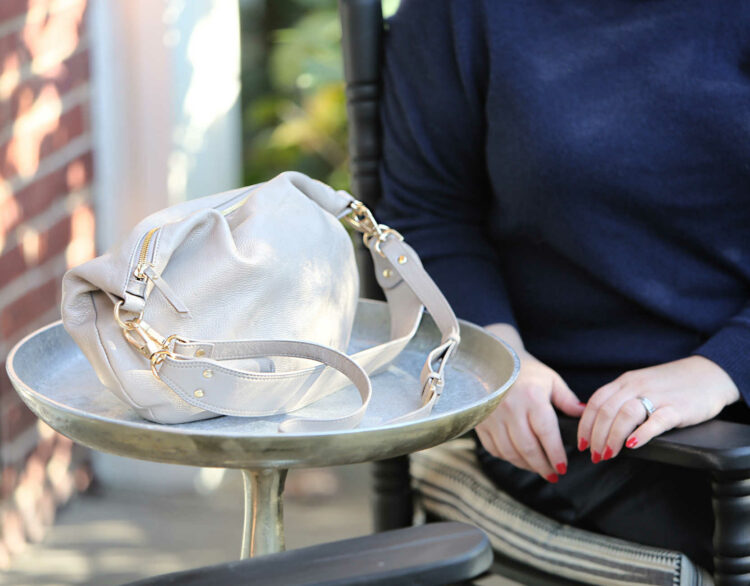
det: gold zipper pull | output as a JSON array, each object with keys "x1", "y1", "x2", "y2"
[
  {"x1": 141, "y1": 265, "x2": 191, "y2": 315},
  {"x1": 134, "y1": 262, "x2": 153, "y2": 280}
]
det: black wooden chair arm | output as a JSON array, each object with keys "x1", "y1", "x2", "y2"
[
  {"x1": 124, "y1": 522, "x2": 492, "y2": 586},
  {"x1": 559, "y1": 415, "x2": 750, "y2": 472}
]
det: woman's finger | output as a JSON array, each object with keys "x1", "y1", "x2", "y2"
[
  {"x1": 549, "y1": 375, "x2": 585, "y2": 418},
  {"x1": 577, "y1": 379, "x2": 621, "y2": 453},
  {"x1": 475, "y1": 425, "x2": 500, "y2": 457},
  {"x1": 589, "y1": 388, "x2": 642, "y2": 461},
  {"x1": 625, "y1": 406, "x2": 681, "y2": 449},
  {"x1": 529, "y1": 403, "x2": 568, "y2": 477},
  {"x1": 602, "y1": 397, "x2": 650, "y2": 458},
  {"x1": 507, "y1": 418, "x2": 558, "y2": 482},
  {"x1": 477, "y1": 418, "x2": 532, "y2": 472},
  {"x1": 491, "y1": 423, "x2": 534, "y2": 472}
]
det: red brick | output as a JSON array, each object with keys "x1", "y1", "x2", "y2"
[
  {"x1": 0, "y1": 370, "x2": 15, "y2": 400},
  {"x1": 0, "y1": 0, "x2": 88, "y2": 79},
  {"x1": 1, "y1": 399, "x2": 38, "y2": 444},
  {"x1": 0, "y1": 104, "x2": 86, "y2": 180},
  {"x1": 0, "y1": 466, "x2": 18, "y2": 499},
  {"x1": 0, "y1": 50, "x2": 90, "y2": 127},
  {"x1": 1, "y1": 508, "x2": 26, "y2": 554},
  {"x1": 33, "y1": 435, "x2": 54, "y2": 462},
  {"x1": 0, "y1": 277, "x2": 60, "y2": 339},
  {"x1": 0, "y1": 31, "x2": 26, "y2": 96},
  {"x1": 39, "y1": 213, "x2": 73, "y2": 261},
  {"x1": 73, "y1": 462, "x2": 91, "y2": 492},
  {"x1": 0, "y1": 246, "x2": 26, "y2": 287},
  {"x1": 1, "y1": 150, "x2": 93, "y2": 235},
  {"x1": 0, "y1": 208, "x2": 78, "y2": 288},
  {"x1": 0, "y1": 0, "x2": 29, "y2": 22}
]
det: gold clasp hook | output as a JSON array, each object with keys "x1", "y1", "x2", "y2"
[
  {"x1": 344, "y1": 201, "x2": 380, "y2": 235},
  {"x1": 345, "y1": 201, "x2": 403, "y2": 257},
  {"x1": 113, "y1": 300, "x2": 186, "y2": 379}
]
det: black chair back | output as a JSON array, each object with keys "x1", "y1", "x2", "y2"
[{"x1": 340, "y1": 0, "x2": 384, "y2": 209}]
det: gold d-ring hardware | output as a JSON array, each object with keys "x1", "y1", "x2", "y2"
[
  {"x1": 113, "y1": 300, "x2": 186, "y2": 380},
  {"x1": 345, "y1": 201, "x2": 404, "y2": 258}
]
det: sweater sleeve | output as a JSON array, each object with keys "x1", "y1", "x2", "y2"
[
  {"x1": 693, "y1": 302, "x2": 750, "y2": 405},
  {"x1": 376, "y1": 0, "x2": 516, "y2": 328}
]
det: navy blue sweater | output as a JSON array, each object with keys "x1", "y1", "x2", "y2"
[{"x1": 378, "y1": 0, "x2": 750, "y2": 402}]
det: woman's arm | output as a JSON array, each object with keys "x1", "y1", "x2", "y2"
[{"x1": 379, "y1": 1, "x2": 584, "y2": 482}]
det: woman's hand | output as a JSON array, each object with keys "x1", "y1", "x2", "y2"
[
  {"x1": 578, "y1": 356, "x2": 741, "y2": 462},
  {"x1": 477, "y1": 323, "x2": 586, "y2": 483}
]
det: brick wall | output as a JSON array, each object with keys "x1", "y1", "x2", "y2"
[{"x1": 0, "y1": 0, "x2": 94, "y2": 566}]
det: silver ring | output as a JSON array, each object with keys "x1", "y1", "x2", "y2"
[{"x1": 638, "y1": 396, "x2": 656, "y2": 419}]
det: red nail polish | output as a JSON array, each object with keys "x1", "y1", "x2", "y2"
[
  {"x1": 546, "y1": 474, "x2": 559, "y2": 483},
  {"x1": 592, "y1": 451, "x2": 601, "y2": 464},
  {"x1": 578, "y1": 401, "x2": 587, "y2": 407},
  {"x1": 556, "y1": 462, "x2": 567, "y2": 475},
  {"x1": 626, "y1": 437, "x2": 638, "y2": 449},
  {"x1": 578, "y1": 438, "x2": 589, "y2": 451},
  {"x1": 603, "y1": 446, "x2": 613, "y2": 460}
]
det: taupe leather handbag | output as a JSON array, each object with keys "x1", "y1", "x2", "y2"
[{"x1": 61, "y1": 172, "x2": 460, "y2": 431}]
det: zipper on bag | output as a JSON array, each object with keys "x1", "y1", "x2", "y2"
[
  {"x1": 127, "y1": 190, "x2": 252, "y2": 314},
  {"x1": 129, "y1": 226, "x2": 190, "y2": 314}
]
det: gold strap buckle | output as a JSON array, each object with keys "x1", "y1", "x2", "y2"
[
  {"x1": 345, "y1": 201, "x2": 404, "y2": 257},
  {"x1": 114, "y1": 300, "x2": 186, "y2": 379}
]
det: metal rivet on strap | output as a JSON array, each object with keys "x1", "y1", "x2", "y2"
[
  {"x1": 195, "y1": 349, "x2": 206, "y2": 357},
  {"x1": 397, "y1": 255, "x2": 407, "y2": 264},
  {"x1": 202, "y1": 369, "x2": 213, "y2": 379},
  {"x1": 194, "y1": 389, "x2": 205, "y2": 398},
  {"x1": 382, "y1": 269, "x2": 392, "y2": 278}
]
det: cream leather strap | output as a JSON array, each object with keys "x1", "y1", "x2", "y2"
[{"x1": 157, "y1": 339, "x2": 372, "y2": 432}]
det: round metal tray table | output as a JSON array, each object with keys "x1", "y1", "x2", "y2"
[{"x1": 7, "y1": 299, "x2": 518, "y2": 558}]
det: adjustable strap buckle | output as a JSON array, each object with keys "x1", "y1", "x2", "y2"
[{"x1": 421, "y1": 337, "x2": 459, "y2": 402}]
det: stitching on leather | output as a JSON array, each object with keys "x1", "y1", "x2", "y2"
[
  {"x1": 158, "y1": 371, "x2": 292, "y2": 416},
  {"x1": 163, "y1": 358, "x2": 327, "y2": 381},
  {"x1": 173, "y1": 346, "x2": 353, "y2": 367},
  {"x1": 196, "y1": 350, "x2": 342, "y2": 362}
]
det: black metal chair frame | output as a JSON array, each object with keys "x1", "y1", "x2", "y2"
[{"x1": 339, "y1": 1, "x2": 750, "y2": 584}]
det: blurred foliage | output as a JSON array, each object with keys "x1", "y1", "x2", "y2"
[
  {"x1": 240, "y1": 0, "x2": 347, "y2": 189},
  {"x1": 240, "y1": 0, "x2": 401, "y2": 190}
]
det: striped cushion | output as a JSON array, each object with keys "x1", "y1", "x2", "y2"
[{"x1": 411, "y1": 440, "x2": 711, "y2": 586}]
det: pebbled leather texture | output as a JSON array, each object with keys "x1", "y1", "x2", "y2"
[{"x1": 61, "y1": 171, "x2": 460, "y2": 430}]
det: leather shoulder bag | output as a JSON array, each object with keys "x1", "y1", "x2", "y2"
[{"x1": 61, "y1": 172, "x2": 459, "y2": 432}]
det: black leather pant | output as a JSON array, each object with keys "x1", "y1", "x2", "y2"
[{"x1": 475, "y1": 436, "x2": 714, "y2": 572}]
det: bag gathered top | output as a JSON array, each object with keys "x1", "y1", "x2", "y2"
[{"x1": 61, "y1": 172, "x2": 460, "y2": 432}]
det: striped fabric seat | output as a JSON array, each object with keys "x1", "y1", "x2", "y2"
[{"x1": 411, "y1": 440, "x2": 711, "y2": 586}]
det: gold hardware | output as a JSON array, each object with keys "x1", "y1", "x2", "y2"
[
  {"x1": 344, "y1": 201, "x2": 379, "y2": 235},
  {"x1": 134, "y1": 227, "x2": 160, "y2": 280},
  {"x1": 398, "y1": 255, "x2": 407, "y2": 264},
  {"x1": 113, "y1": 299, "x2": 143, "y2": 330},
  {"x1": 382, "y1": 269, "x2": 392, "y2": 278},
  {"x1": 345, "y1": 202, "x2": 404, "y2": 258},
  {"x1": 372, "y1": 227, "x2": 404, "y2": 258},
  {"x1": 114, "y1": 300, "x2": 186, "y2": 381},
  {"x1": 202, "y1": 369, "x2": 213, "y2": 378},
  {"x1": 150, "y1": 349, "x2": 172, "y2": 378},
  {"x1": 195, "y1": 349, "x2": 206, "y2": 357},
  {"x1": 194, "y1": 389, "x2": 205, "y2": 398}
]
